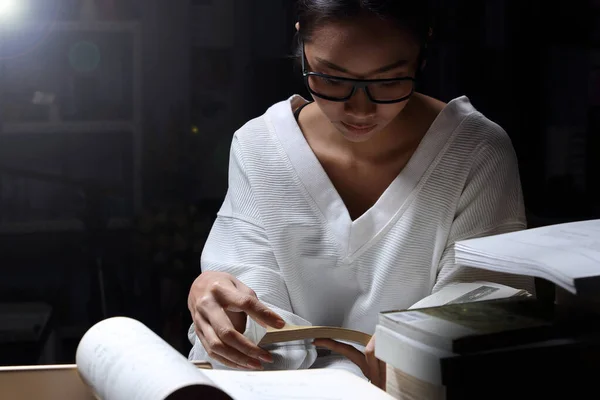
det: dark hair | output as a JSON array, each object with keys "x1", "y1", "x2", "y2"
[{"x1": 294, "y1": 0, "x2": 435, "y2": 67}]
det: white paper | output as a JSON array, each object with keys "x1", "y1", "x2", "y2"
[
  {"x1": 76, "y1": 317, "x2": 216, "y2": 400},
  {"x1": 202, "y1": 369, "x2": 395, "y2": 400},
  {"x1": 408, "y1": 281, "x2": 526, "y2": 310},
  {"x1": 455, "y1": 219, "x2": 600, "y2": 294}
]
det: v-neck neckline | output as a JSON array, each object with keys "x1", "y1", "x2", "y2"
[{"x1": 267, "y1": 95, "x2": 476, "y2": 261}]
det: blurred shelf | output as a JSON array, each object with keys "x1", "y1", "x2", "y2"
[
  {"x1": 1, "y1": 20, "x2": 141, "y2": 33},
  {"x1": 1, "y1": 121, "x2": 136, "y2": 135},
  {"x1": 0, "y1": 218, "x2": 132, "y2": 235},
  {"x1": 0, "y1": 17, "x2": 144, "y2": 213}
]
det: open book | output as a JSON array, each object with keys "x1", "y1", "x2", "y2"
[
  {"x1": 261, "y1": 324, "x2": 372, "y2": 347},
  {"x1": 454, "y1": 219, "x2": 600, "y2": 297},
  {"x1": 71, "y1": 317, "x2": 394, "y2": 400}
]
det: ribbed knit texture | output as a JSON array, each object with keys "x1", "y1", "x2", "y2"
[{"x1": 188, "y1": 95, "x2": 535, "y2": 376}]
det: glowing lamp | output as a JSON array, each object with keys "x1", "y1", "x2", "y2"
[{"x1": 0, "y1": 0, "x2": 19, "y2": 19}]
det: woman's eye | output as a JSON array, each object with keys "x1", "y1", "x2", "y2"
[{"x1": 322, "y1": 78, "x2": 342, "y2": 86}]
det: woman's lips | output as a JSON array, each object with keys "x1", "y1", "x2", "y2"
[{"x1": 341, "y1": 121, "x2": 377, "y2": 135}]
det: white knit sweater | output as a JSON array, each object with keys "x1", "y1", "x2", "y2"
[{"x1": 188, "y1": 95, "x2": 535, "y2": 375}]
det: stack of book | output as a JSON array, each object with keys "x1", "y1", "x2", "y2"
[{"x1": 375, "y1": 219, "x2": 600, "y2": 399}]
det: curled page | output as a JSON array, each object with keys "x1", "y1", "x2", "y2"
[
  {"x1": 409, "y1": 281, "x2": 529, "y2": 310},
  {"x1": 76, "y1": 317, "x2": 228, "y2": 400}
]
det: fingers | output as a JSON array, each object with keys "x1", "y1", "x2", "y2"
[
  {"x1": 365, "y1": 346, "x2": 383, "y2": 389},
  {"x1": 189, "y1": 274, "x2": 284, "y2": 370},
  {"x1": 315, "y1": 337, "x2": 387, "y2": 389},
  {"x1": 313, "y1": 339, "x2": 369, "y2": 377},
  {"x1": 213, "y1": 283, "x2": 285, "y2": 329},
  {"x1": 379, "y1": 359, "x2": 387, "y2": 389},
  {"x1": 198, "y1": 296, "x2": 274, "y2": 364},
  {"x1": 365, "y1": 336, "x2": 386, "y2": 390},
  {"x1": 194, "y1": 310, "x2": 265, "y2": 370},
  {"x1": 193, "y1": 311, "x2": 246, "y2": 369}
]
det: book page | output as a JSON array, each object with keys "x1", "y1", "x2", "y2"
[
  {"x1": 408, "y1": 281, "x2": 528, "y2": 310},
  {"x1": 202, "y1": 369, "x2": 395, "y2": 400},
  {"x1": 455, "y1": 220, "x2": 600, "y2": 289},
  {"x1": 76, "y1": 317, "x2": 224, "y2": 400}
]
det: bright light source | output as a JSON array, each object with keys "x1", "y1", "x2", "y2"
[{"x1": 0, "y1": 0, "x2": 19, "y2": 19}]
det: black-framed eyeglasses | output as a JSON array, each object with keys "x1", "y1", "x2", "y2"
[{"x1": 301, "y1": 43, "x2": 416, "y2": 104}]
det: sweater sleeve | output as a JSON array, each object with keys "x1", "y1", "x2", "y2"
[
  {"x1": 187, "y1": 135, "x2": 317, "y2": 370},
  {"x1": 431, "y1": 125, "x2": 536, "y2": 295}
]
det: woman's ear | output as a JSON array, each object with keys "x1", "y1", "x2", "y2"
[{"x1": 295, "y1": 22, "x2": 300, "y2": 32}]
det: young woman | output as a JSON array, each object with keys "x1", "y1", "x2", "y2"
[{"x1": 187, "y1": 0, "x2": 534, "y2": 389}]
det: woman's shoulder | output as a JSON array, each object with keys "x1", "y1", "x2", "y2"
[
  {"x1": 412, "y1": 94, "x2": 519, "y2": 178},
  {"x1": 230, "y1": 95, "x2": 309, "y2": 173},
  {"x1": 432, "y1": 94, "x2": 515, "y2": 156},
  {"x1": 234, "y1": 94, "x2": 306, "y2": 143}
]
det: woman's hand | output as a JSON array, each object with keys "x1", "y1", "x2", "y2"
[
  {"x1": 313, "y1": 335, "x2": 386, "y2": 390},
  {"x1": 188, "y1": 271, "x2": 286, "y2": 370}
]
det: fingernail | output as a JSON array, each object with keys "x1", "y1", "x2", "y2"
[
  {"x1": 257, "y1": 321, "x2": 268, "y2": 328},
  {"x1": 259, "y1": 354, "x2": 274, "y2": 363},
  {"x1": 247, "y1": 360, "x2": 263, "y2": 370},
  {"x1": 276, "y1": 320, "x2": 286, "y2": 329}
]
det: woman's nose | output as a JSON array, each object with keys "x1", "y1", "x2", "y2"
[{"x1": 343, "y1": 88, "x2": 377, "y2": 119}]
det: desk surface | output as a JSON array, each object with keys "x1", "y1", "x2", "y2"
[
  {"x1": 0, "y1": 362, "x2": 213, "y2": 400},
  {"x1": 0, "y1": 364, "x2": 95, "y2": 400}
]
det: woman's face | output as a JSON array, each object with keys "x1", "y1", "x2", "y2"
[{"x1": 302, "y1": 16, "x2": 422, "y2": 143}]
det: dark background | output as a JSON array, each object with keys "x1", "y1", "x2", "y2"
[{"x1": 0, "y1": 0, "x2": 598, "y2": 365}]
